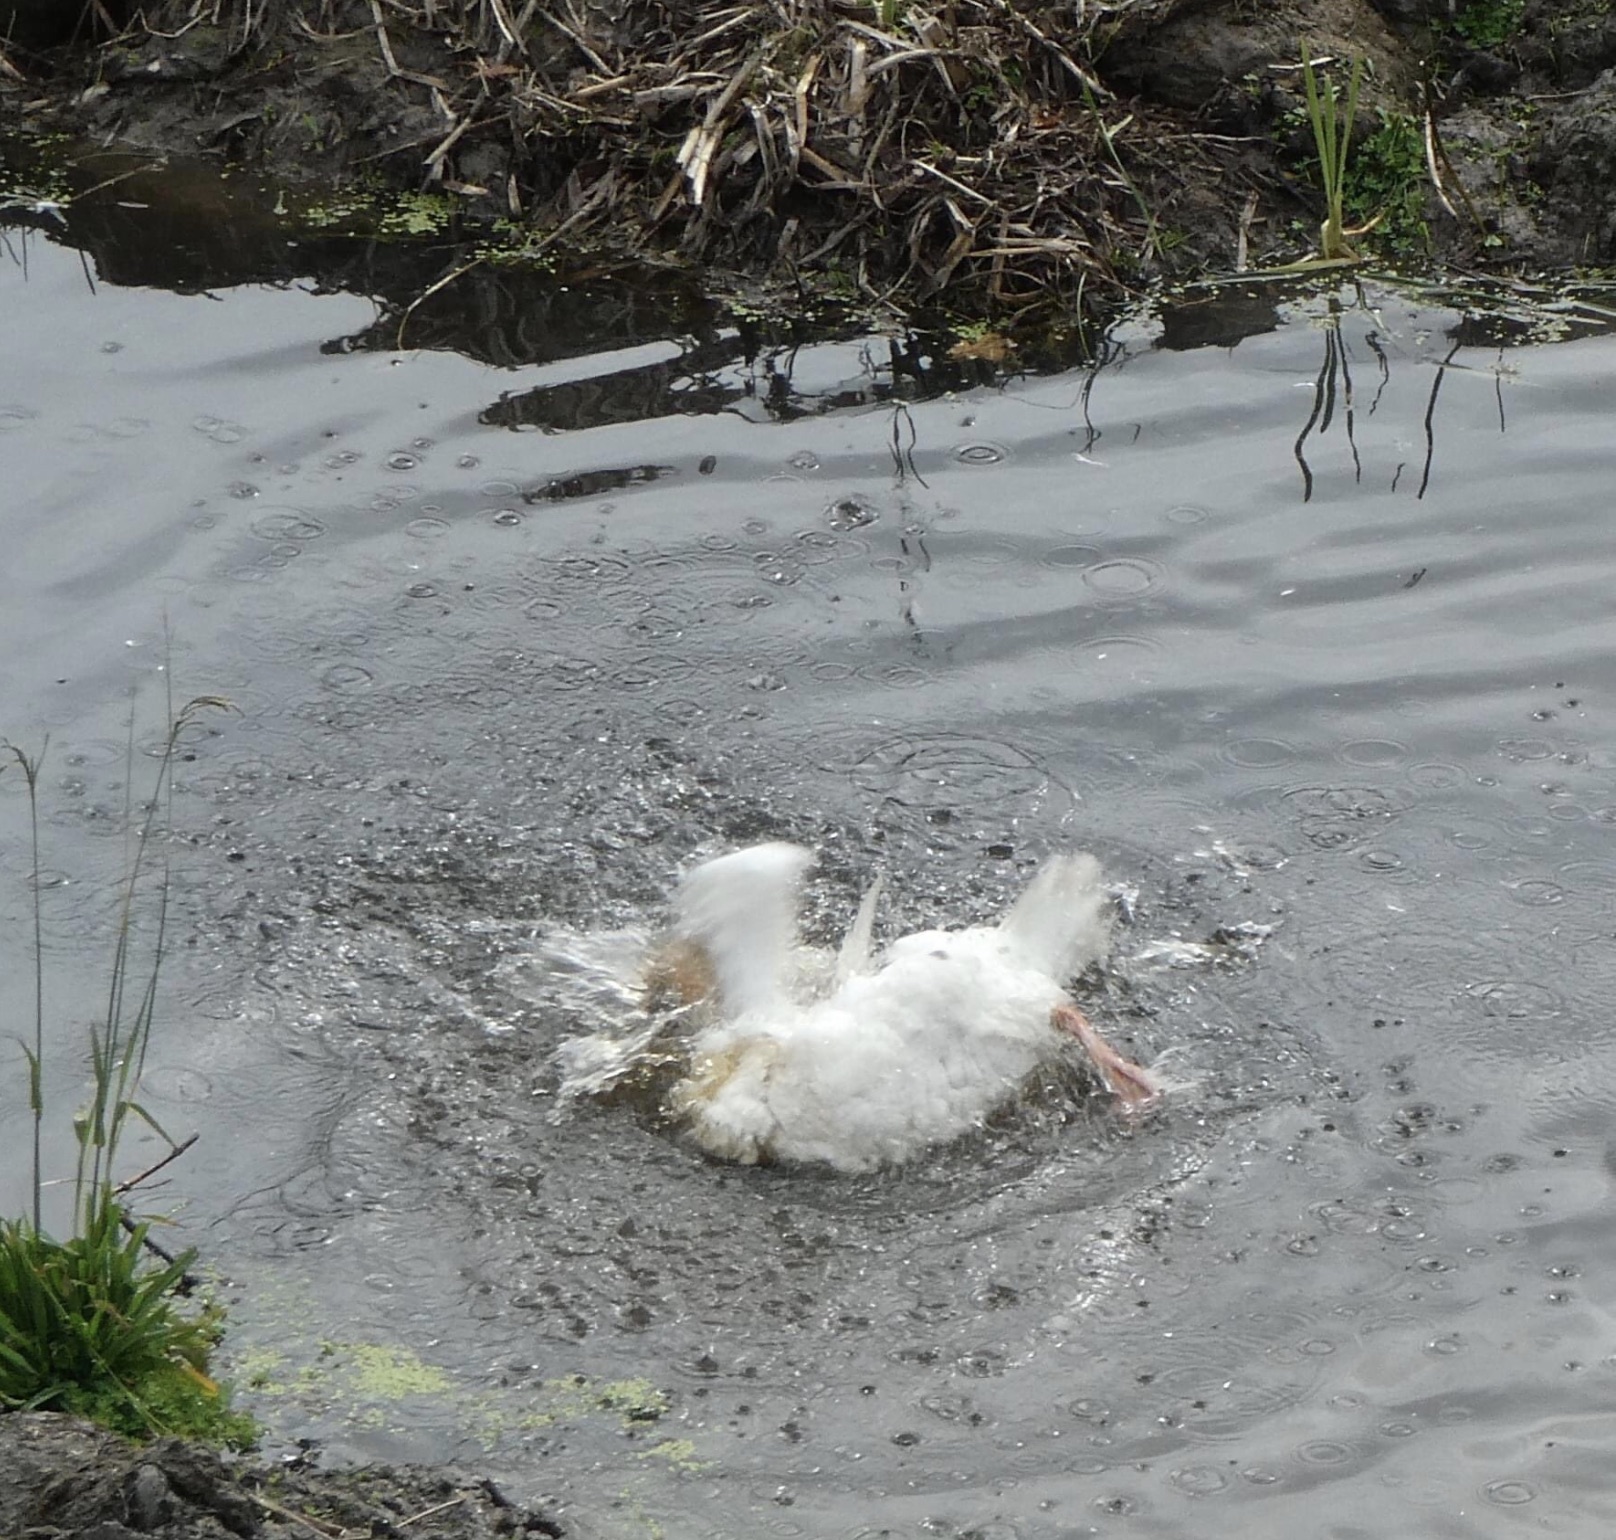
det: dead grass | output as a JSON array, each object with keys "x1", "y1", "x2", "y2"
[{"x1": 111, "y1": 0, "x2": 1243, "y2": 308}]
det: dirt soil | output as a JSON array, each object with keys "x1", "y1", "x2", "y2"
[
  {"x1": 0, "y1": 1412, "x2": 565, "y2": 1540},
  {"x1": 3, "y1": 0, "x2": 1615, "y2": 310}
]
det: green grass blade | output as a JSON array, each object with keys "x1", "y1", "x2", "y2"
[
  {"x1": 1338, "y1": 57, "x2": 1363, "y2": 203},
  {"x1": 119, "y1": 1099, "x2": 182, "y2": 1151}
]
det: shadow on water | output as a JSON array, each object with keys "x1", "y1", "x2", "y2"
[{"x1": 2, "y1": 143, "x2": 1101, "y2": 423}]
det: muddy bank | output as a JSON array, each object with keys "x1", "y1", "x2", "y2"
[
  {"x1": 4, "y1": 0, "x2": 1614, "y2": 311},
  {"x1": 0, "y1": 1413, "x2": 565, "y2": 1540}
]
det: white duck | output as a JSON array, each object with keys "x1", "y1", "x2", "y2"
[{"x1": 646, "y1": 842, "x2": 1159, "y2": 1171}]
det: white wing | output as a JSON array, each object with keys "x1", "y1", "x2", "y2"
[
  {"x1": 995, "y1": 852, "x2": 1111, "y2": 980},
  {"x1": 834, "y1": 872, "x2": 885, "y2": 986},
  {"x1": 674, "y1": 842, "x2": 815, "y2": 1016}
]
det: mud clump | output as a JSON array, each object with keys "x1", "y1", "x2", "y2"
[{"x1": 0, "y1": 1413, "x2": 563, "y2": 1540}]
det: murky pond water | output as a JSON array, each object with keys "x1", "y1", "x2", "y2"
[{"x1": 4, "y1": 184, "x2": 1616, "y2": 1539}]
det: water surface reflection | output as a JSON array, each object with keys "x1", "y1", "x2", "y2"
[{"x1": 2, "y1": 197, "x2": 1615, "y2": 1538}]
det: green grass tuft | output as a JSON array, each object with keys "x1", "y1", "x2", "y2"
[
  {"x1": 1453, "y1": 0, "x2": 1525, "y2": 49},
  {"x1": 0, "y1": 1208, "x2": 256, "y2": 1447},
  {"x1": 1345, "y1": 111, "x2": 1429, "y2": 255}
]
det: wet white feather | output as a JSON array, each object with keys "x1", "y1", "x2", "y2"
[{"x1": 671, "y1": 842, "x2": 816, "y2": 1016}]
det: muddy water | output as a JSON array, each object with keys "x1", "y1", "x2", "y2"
[{"x1": 3, "y1": 206, "x2": 1616, "y2": 1539}]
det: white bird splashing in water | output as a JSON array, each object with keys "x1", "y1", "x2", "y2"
[{"x1": 554, "y1": 842, "x2": 1160, "y2": 1172}]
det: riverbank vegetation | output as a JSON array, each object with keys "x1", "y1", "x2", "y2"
[
  {"x1": 0, "y1": 700, "x2": 254, "y2": 1447},
  {"x1": 13, "y1": 0, "x2": 1590, "y2": 318}
]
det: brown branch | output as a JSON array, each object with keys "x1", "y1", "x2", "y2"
[
  {"x1": 115, "y1": 1132, "x2": 199, "y2": 1195},
  {"x1": 398, "y1": 1492, "x2": 471, "y2": 1528}
]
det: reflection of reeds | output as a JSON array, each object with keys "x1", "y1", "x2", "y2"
[
  {"x1": 1290, "y1": 290, "x2": 1471, "y2": 504},
  {"x1": 1, "y1": 691, "x2": 251, "y2": 1443}
]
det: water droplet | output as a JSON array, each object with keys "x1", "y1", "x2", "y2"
[
  {"x1": 845, "y1": 734, "x2": 1049, "y2": 809},
  {"x1": 826, "y1": 496, "x2": 879, "y2": 531},
  {"x1": 554, "y1": 553, "x2": 631, "y2": 586},
  {"x1": 320, "y1": 664, "x2": 374, "y2": 692},
  {"x1": 953, "y1": 441, "x2": 1007, "y2": 464},
  {"x1": 406, "y1": 517, "x2": 450, "y2": 540},
  {"x1": 1359, "y1": 848, "x2": 1405, "y2": 873},
  {"x1": 1040, "y1": 543, "x2": 1102, "y2": 569},
  {"x1": 1484, "y1": 1481, "x2": 1535, "y2": 1505},
  {"x1": 250, "y1": 509, "x2": 325, "y2": 542},
  {"x1": 1082, "y1": 558, "x2": 1161, "y2": 597},
  {"x1": 1497, "y1": 737, "x2": 1554, "y2": 761},
  {"x1": 1508, "y1": 878, "x2": 1564, "y2": 907},
  {"x1": 751, "y1": 546, "x2": 799, "y2": 576},
  {"x1": 1469, "y1": 980, "x2": 1560, "y2": 1019},
  {"x1": 1170, "y1": 1465, "x2": 1228, "y2": 1497},
  {"x1": 1407, "y1": 761, "x2": 1466, "y2": 790},
  {"x1": 1285, "y1": 784, "x2": 1405, "y2": 851},
  {"x1": 1340, "y1": 738, "x2": 1407, "y2": 767},
  {"x1": 954, "y1": 1347, "x2": 1006, "y2": 1378},
  {"x1": 1222, "y1": 737, "x2": 1296, "y2": 769},
  {"x1": 387, "y1": 451, "x2": 421, "y2": 470},
  {"x1": 869, "y1": 664, "x2": 928, "y2": 689},
  {"x1": 1295, "y1": 1440, "x2": 1356, "y2": 1465}
]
